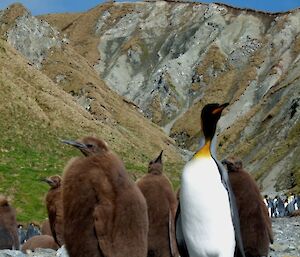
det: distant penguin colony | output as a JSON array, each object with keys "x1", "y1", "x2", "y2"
[
  {"x1": 43, "y1": 175, "x2": 64, "y2": 246},
  {"x1": 137, "y1": 151, "x2": 178, "y2": 257},
  {"x1": 176, "y1": 103, "x2": 245, "y2": 257},
  {"x1": 17, "y1": 224, "x2": 27, "y2": 245},
  {"x1": 0, "y1": 196, "x2": 19, "y2": 250},
  {"x1": 62, "y1": 136, "x2": 148, "y2": 257},
  {"x1": 25, "y1": 223, "x2": 41, "y2": 240},
  {"x1": 222, "y1": 157, "x2": 273, "y2": 257}
]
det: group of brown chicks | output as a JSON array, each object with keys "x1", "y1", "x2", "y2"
[{"x1": 1, "y1": 135, "x2": 272, "y2": 257}]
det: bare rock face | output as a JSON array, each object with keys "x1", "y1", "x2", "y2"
[
  {"x1": 94, "y1": 2, "x2": 212, "y2": 125},
  {"x1": 5, "y1": 7, "x2": 63, "y2": 69},
  {"x1": 89, "y1": 2, "x2": 300, "y2": 129}
]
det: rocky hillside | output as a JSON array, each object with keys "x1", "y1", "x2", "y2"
[
  {"x1": 41, "y1": 1, "x2": 300, "y2": 194},
  {"x1": 0, "y1": 1, "x2": 299, "y2": 223},
  {"x1": 0, "y1": 3, "x2": 183, "y2": 222}
]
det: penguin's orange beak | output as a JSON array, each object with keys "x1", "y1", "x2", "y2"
[{"x1": 212, "y1": 103, "x2": 229, "y2": 115}]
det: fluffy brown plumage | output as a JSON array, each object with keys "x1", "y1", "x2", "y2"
[
  {"x1": 137, "y1": 151, "x2": 178, "y2": 257},
  {"x1": 62, "y1": 136, "x2": 148, "y2": 257},
  {"x1": 21, "y1": 235, "x2": 59, "y2": 253},
  {"x1": 222, "y1": 157, "x2": 273, "y2": 257},
  {"x1": 43, "y1": 175, "x2": 64, "y2": 246},
  {"x1": 41, "y1": 219, "x2": 52, "y2": 236},
  {"x1": 0, "y1": 196, "x2": 19, "y2": 250},
  {"x1": 289, "y1": 209, "x2": 300, "y2": 217}
]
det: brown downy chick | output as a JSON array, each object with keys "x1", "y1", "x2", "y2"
[
  {"x1": 137, "y1": 151, "x2": 178, "y2": 257},
  {"x1": 0, "y1": 196, "x2": 19, "y2": 250},
  {"x1": 43, "y1": 175, "x2": 64, "y2": 246},
  {"x1": 222, "y1": 157, "x2": 273, "y2": 257},
  {"x1": 21, "y1": 235, "x2": 59, "y2": 253},
  {"x1": 62, "y1": 136, "x2": 148, "y2": 257},
  {"x1": 41, "y1": 219, "x2": 52, "y2": 236}
]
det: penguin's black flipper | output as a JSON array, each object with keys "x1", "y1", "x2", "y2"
[
  {"x1": 175, "y1": 203, "x2": 190, "y2": 257},
  {"x1": 213, "y1": 157, "x2": 246, "y2": 257}
]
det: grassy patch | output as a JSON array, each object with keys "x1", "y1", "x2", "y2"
[{"x1": 0, "y1": 112, "x2": 76, "y2": 223}]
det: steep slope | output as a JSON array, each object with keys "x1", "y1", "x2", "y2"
[
  {"x1": 0, "y1": 3, "x2": 182, "y2": 164},
  {"x1": 41, "y1": 1, "x2": 300, "y2": 193},
  {"x1": 0, "y1": 5, "x2": 183, "y2": 222}
]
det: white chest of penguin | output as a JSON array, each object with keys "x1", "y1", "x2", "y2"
[{"x1": 180, "y1": 156, "x2": 236, "y2": 257}]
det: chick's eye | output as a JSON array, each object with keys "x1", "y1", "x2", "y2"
[{"x1": 86, "y1": 144, "x2": 94, "y2": 148}]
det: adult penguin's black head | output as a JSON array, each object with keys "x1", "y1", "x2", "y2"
[{"x1": 201, "y1": 103, "x2": 229, "y2": 140}]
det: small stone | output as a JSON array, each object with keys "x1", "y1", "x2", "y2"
[
  {"x1": 270, "y1": 243, "x2": 289, "y2": 252},
  {"x1": 26, "y1": 248, "x2": 56, "y2": 257},
  {"x1": 56, "y1": 246, "x2": 69, "y2": 257}
]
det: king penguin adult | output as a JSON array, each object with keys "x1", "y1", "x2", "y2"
[
  {"x1": 175, "y1": 103, "x2": 245, "y2": 257},
  {"x1": 62, "y1": 136, "x2": 148, "y2": 257}
]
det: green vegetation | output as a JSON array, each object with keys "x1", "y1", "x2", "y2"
[
  {"x1": 0, "y1": 116, "x2": 183, "y2": 223},
  {"x1": 0, "y1": 111, "x2": 77, "y2": 223},
  {"x1": 0, "y1": 97, "x2": 185, "y2": 222}
]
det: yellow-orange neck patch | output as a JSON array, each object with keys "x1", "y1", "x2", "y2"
[{"x1": 193, "y1": 141, "x2": 211, "y2": 159}]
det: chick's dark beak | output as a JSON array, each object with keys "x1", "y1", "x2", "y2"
[
  {"x1": 154, "y1": 150, "x2": 163, "y2": 163},
  {"x1": 40, "y1": 178, "x2": 53, "y2": 185},
  {"x1": 61, "y1": 140, "x2": 88, "y2": 149}
]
